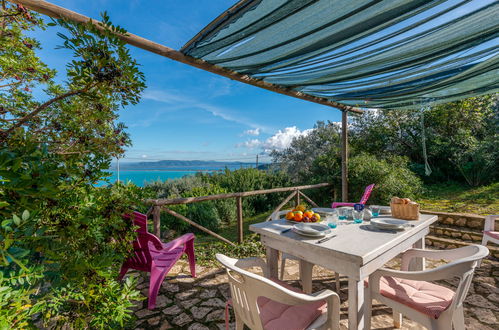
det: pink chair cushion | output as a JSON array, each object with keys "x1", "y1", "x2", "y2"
[
  {"x1": 378, "y1": 276, "x2": 454, "y2": 319},
  {"x1": 257, "y1": 279, "x2": 326, "y2": 330},
  {"x1": 484, "y1": 231, "x2": 499, "y2": 240}
]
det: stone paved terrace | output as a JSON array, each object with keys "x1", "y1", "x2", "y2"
[{"x1": 130, "y1": 255, "x2": 499, "y2": 330}]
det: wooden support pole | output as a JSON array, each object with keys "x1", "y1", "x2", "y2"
[
  {"x1": 295, "y1": 191, "x2": 301, "y2": 206},
  {"x1": 236, "y1": 196, "x2": 243, "y2": 244},
  {"x1": 152, "y1": 205, "x2": 161, "y2": 238},
  {"x1": 298, "y1": 191, "x2": 319, "y2": 208},
  {"x1": 163, "y1": 207, "x2": 236, "y2": 246},
  {"x1": 342, "y1": 110, "x2": 349, "y2": 202},
  {"x1": 9, "y1": 0, "x2": 364, "y2": 114},
  {"x1": 265, "y1": 191, "x2": 297, "y2": 222}
]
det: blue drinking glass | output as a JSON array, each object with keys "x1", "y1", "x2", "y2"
[
  {"x1": 371, "y1": 206, "x2": 380, "y2": 218},
  {"x1": 325, "y1": 212, "x2": 337, "y2": 228},
  {"x1": 338, "y1": 208, "x2": 347, "y2": 220},
  {"x1": 353, "y1": 210, "x2": 363, "y2": 224}
]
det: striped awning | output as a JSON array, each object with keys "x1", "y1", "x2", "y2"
[{"x1": 181, "y1": 0, "x2": 499, "y2": 110}]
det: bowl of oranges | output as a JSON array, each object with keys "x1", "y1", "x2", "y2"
[{"x1": 285, "y1": 204, "x2": 321, "y2": 223}]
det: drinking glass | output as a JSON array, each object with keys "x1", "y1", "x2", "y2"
[
  {"x1": 338, "y1": 208, "x2": 347, "y2": 220},
  {"x1": 325, "y1": 212, "x2": 338, "y2": 229},
  {"x1": 353, "y1": 210, "x2": 364, "y2": 223},
  {"x1": 371, "y1": 206, "x2": 380, "y2": 218}
]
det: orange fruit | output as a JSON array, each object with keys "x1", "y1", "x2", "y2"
[
  {"x1": 285, "y1": 212, "x2": 295, "y2": 220},
  {"x1": 294, "y1": 210, "x2": 303, "y2": 216},
  {"x1": 294, "y1": 213, "x2": 303, "y2": 221},
  {"x1": 304, "y1": 211, "x2": 314, "y2": 218}
]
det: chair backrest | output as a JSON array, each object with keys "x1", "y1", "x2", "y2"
[
  {"x1": 359, "y1": 184, "x2": 375, "y2": 204},
  {"x1": 403, "y1": 245, "x2": 489, "y2": 312},
  {"x1": 124, "y1": 211, "x2": 163, "y2": 268},
  {"x1": 445, "y1": 245, "x2": 489, "y2": 311},
  {"x1": 216, "y1": 254, "x2": 337, "y2": 330},
  {"x1": 484, "y1": 215, "x2": 499, "y2": 232}
]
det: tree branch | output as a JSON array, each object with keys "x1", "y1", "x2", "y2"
[{"x1": 1, "y1": 85, "x2": 93, "y2": 138}]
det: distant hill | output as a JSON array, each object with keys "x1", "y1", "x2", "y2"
[{"x1": 113, "y1": 160, "x2": 261, "y2": 170}]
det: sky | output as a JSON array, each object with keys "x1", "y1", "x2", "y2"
[{"x1": 29, "y1": 0, "x2": 345, "y2": 164}]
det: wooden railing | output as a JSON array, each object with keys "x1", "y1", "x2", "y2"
[{"x1": 145, "y1": 183, "x2": 331, "y2": 245}]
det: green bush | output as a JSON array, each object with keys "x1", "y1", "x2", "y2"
[
  {"x1": 202, "y1": 168, "x2": 292, "y2": 217},
  {"x1": 146, "y1": 169, "x2": 292, "y2": 235},
  {"x1": 348, "y1": 153, "x2": 423, "y2": 204}
]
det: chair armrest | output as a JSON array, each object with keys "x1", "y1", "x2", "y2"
[
  {"x1": 234, "y1": 257, "x2": 269, "y2": 277},
  {"x1": 400, "y1": 246, "x2": 475, "y2": 271},
  {"x1": 143, "y1": 232, "x2": 165, "y2": 251},
  {"x1": 161, "y1": 233, "x2": 195, "y2": 252}
]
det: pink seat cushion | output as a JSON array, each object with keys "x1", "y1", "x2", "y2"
[
  {"x1": 257, "y1": 278, "x2": 326, "y2": 330},
  {"x1": 484, "y1": 231, "x2": 499, "y2": 240},
  {"x1": 378, "y1": 276, "x2": 454, "y2": 319}
]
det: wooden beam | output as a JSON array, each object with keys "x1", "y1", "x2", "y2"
[
  {"x1": 163, "y1": 207, "x2": 236, "y2": 246},
  {"x1": 147, "y1": 183, "x2": 331, "y2": 206},
  {"x1": 298, "y1": 191, "x2": 319, "y2": 208},
  {"x1": 236, "y1": 196, "x2": 243, "y2": 243},
  {"x1": 341, "y1": 111, "x2": 349, "y2": 202},
  {"x1": 152, "y1": 205, "x2": 161, "y2": 237},
  {"x1": 265, "y1": 191, "x2": 297, "y2": 222},
  {"x1": 9, "y1": 0, "x2": 363, "y2": 114}
]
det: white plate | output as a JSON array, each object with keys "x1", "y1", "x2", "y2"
[
  {"x1": 371, "y1": 218, "x2": 408, "y2": 229},
  {"x1": 293, "y1": 223, "x2": 330, "y2": 237},
  {"x1": 312, "y1": 207, "x2": 336, "y2": 214}
]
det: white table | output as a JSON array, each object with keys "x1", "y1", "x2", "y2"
[{"x1": 250, "y1": 214, "x2": 438, "y2": 330}]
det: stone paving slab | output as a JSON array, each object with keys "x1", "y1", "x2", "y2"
[{"x1": 131, "y1": 255, "x2": 498, "y2": 329}]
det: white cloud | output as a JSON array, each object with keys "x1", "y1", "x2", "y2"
[
  {"x1": 237, "y1": 139, "x2": 261, "y2": 149},
  {"x1": 262, "y1": 126, "x2": 313, "y2": 152},
  {"x1": 243, "y1": 128, "x2": 260, "y2": 136},
  {"x1": 237, "y1": 126, "x2": 313, "y2": 152}
]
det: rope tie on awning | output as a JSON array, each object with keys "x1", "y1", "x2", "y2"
[{"x1": 420, "y1": 100, "x2": 433, "y2": 176}]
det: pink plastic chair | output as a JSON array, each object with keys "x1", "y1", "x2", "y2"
[
  {"x1": 331, "y1": 183, "x2": 374, "y2": 208},
  {"x1": 118, "y1": 211, "x2": 196, "y2": 309}
]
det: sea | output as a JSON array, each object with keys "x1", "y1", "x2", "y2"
[
  {"x1": 99, "y1": 165, "x2": 253, "y2": 187},
  {"x1": 99, "y1": 170, "x2": 199, "y2": 187}
]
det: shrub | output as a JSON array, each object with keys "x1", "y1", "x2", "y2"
[{"x1": 348, "y1": 153, "x2": 423, "y2": 204}]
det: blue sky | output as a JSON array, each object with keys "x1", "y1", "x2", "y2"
[{"x1": 29, "y1": 0, "x2": 344, "y2": 163}]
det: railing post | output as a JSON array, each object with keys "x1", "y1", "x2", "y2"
[
  {"x1": 295, "y1": 190, "x2": 301, "y2": 206},
  {"x1": 236, "y1": 196, "x2": 243, "y2": 243},
  {"x1": 152, "y1": 205, "x2": 161, "y2": 238}
]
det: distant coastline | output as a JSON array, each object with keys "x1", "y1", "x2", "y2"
[{"x1": 111, "y1": 159, "x2": 265, "y2": 171}]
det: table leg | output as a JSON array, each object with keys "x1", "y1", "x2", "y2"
[
  {"x1": 299, "y1": 259, "x2": 313, "y2": 294},
  {"x1": 348, "y1": 278, "x2": 365, "y2": 330},
  {"x1": 409, "y1": 237, "x2": 426, "y2": 271},
  {"x1": 266, "y1": 246, "x2": 279, "y2": 279}
]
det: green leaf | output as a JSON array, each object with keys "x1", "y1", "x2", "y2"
[
  {"x1": 13, "y1": 214, "x2": 21, "y2": 226},
  {"x1": 22, "y1": 210, "x2": 30, "y2": 221}
]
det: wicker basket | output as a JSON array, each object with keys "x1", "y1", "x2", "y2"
[{"x1": 390, "y1": 202, "x2": 420, "y2": 220}]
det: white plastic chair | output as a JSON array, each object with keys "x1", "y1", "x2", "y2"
[
  {"x1": 271, "y1": 210, "x2": 341, "y2": 291},
  {"x1": 481, "y1": 214, "x2": 499, "y2": 246},
  {"x1": 216, "y1": 253, "x2": 340, "y2": 330},
  {"x1": 366, "y1": 245, "x2": 489, "y2": 330}
]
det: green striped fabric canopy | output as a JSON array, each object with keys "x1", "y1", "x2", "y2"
[{"x1": 181, "y1": 0, "x2": 499, "y2": 110}]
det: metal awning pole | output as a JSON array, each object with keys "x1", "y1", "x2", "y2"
[{"x1": 341, "y1": 111, "x2": 348, "y2": 202}]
